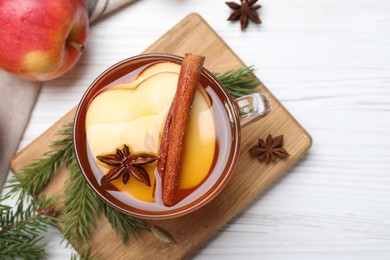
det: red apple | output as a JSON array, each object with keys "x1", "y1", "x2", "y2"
[{"x1": 0, "y1": 0, "x2": 89, "y2": 81}]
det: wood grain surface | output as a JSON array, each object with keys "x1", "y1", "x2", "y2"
[
  {"x1": 5, "y1": 0, "x2": 390, "y2": 258},
  {"x1": 10, "y1": 13, "x2": 311, "y2": 259}
]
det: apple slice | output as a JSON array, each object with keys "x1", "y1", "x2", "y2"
[
  {"x1": 109, "y1": 62, "x2": 181, "y2": 90},
  {"x1": 136, "y1": 62, "x2": 181, "y2": 81},
  {"x1": 86, "y1": 72, "x2": 178, "y2": 126},
  {"x1": 178, "y1": 90, "x2": 215, "y2": 189}
]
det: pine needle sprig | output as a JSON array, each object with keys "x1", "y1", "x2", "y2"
[
  {"x1": 0, "y1": 196, "x2": 58, "y2": 260},
  {"x1": 215, "y1": 66, "x2": 261, "y2": 99},
  {"x1": 62, "y1": 155, "x2": 101, "y2": 248},
  {"x1": 102, "y1": 203, "x2": 148, "y2": 244},
  {"x1": 102, "y1": 200, "x2": 174, "y2": 244},
  {"x1": 6, "y1": 122, "x2": 74, "y2": 201},
  {"x1": 0, "y1": 238, "x2": 46, "y2": 260}
]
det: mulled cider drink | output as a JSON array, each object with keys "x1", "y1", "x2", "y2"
[{"x1": 79, "y1": 54, "x2": 235, "y2": 214}]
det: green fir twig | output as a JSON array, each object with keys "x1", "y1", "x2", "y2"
[
  {"x1": 215, "y1": 66, "x2": 260, "y2": 98},
  {"x1": 102, "y1": 203, "x2": 148, "y2": 243},
  {"x1": 102, "y1": 203, "x2": 174, "y2": 244},
  {"x1": 6, "y1": 122, "x2": 74, "y2": 202},
  {"x1": 62, "y1": 155, "x2": 101, "y2": 248},
  {"x1": 0, "y1": 196, "x2": 58, "y2": 260}
]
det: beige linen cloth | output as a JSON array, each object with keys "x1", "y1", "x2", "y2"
[{"x1": 0, "y1": 0, "x2": 136, "y2": 187}]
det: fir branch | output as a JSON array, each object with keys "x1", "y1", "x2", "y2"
[
  {"x1": 62, "y1": 153, "x2": 101, "y2": 248},
  {"x1": 215, "y1": 66, "x2": 260, "y2": 98},
  {"x1": 102, "y1": 203, "x2": 148, "y2": 244},
  {"x1": 0, "y1": 196, "x2": 58, "y2": 260},
  {"x1": 0, "y1": 239, "x2": 46, "y2": 260},
  {"x1": 6, "y1": 122, "x2": 74, "y2": 201},
  {"x1": 102, "y1": 203, "x2": 174, "y2": 244}
]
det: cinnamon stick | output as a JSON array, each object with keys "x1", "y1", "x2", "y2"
[
  {"x1": 157, "y1": 97, "x2": 175, "y2": 177},
  {"x1": 159, "y1": 53, "x2": 205, "y2": 207}
]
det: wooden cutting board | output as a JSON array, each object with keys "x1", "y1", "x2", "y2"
[{"x1": 10, "y1": 13, "x2": 312, "y2": 259}]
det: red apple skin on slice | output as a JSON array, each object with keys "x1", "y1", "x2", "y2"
[
  {"x1": 109, "y1": 62, "x2": 181, "y2": 90},
  {"x1": 136, "y1": 62, "x2": 181, "y2": 81}
]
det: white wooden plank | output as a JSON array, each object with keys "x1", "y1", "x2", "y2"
[{"x1": 5, "y1": 0, "x2": 390, "y2": 258}]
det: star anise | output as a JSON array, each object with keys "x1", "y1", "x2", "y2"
[
  {"x1": 226, "y1": 0, "x2": 262, "y2": 30},
  {"x1": 97, "y1": 144, "x2": 158, "y2": 186},
  {"x1": 249, "y1": 135, "x2": 289, "y2": 163}
]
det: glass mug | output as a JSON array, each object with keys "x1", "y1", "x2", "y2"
[{"x1": 74, "y1": 53, "x2": 271, "y2": 220}]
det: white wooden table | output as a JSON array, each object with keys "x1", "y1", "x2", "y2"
[{"x1": 10, "y1": 0, "x2": 390, "y2": 258}]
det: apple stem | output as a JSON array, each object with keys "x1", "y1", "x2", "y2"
[{"x1": 67, "y1": 39, "x2": 84, "y2": 52}]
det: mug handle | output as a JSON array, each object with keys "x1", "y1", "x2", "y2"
[{"x1": 235, "y1": 93, "x2": 272, "y2": 127}]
